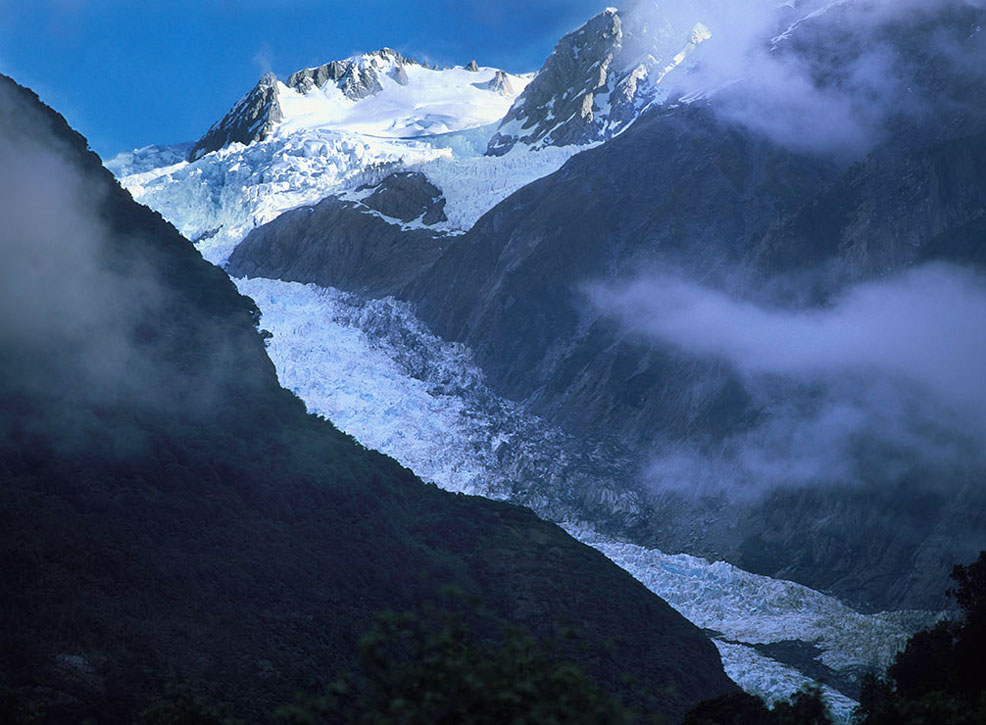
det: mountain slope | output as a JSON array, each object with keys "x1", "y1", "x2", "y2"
[
  {"x1": 395, "y1": 3, "x2": 986, "y2": 610},
  {"x1": 226, "y1": 172, "x2": 451, "y2": 297},
  {"x1": 0, "y1": 75, "x2": 735, "y2": 723},
  {"x1": 411, "y1": 102, "x2": 833, "y2": 443}
]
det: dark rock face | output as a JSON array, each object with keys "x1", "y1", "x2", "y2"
[
  {"x1": 360, "y1": 171, "x2": 448, "y2": 225},
  {"x1": 487, "y1": 7, "x2": 707, "y2": 155},
  {"x1": 466, "y1": 59, "x2": 480, "y2": 72},
  {"x1": 755, "y1": 131, "x2": 986, "y2": 281},
  {"x1": 0, "y1": 75, "x2": 735, "y2": 723},
  {"x1": 189, "y1": 72, "x2": 283, "y2": 161},
  {"x1": 401, "y1": 7, "x2": 986, "y2": 610},
  {"x1": 227, "y1": 182, "x2": 449, "y2": 298}
]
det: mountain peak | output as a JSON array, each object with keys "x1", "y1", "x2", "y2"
[
  {"x1": 285, "y1": 48, "x2": 420, "y2": 100},
  {"x1": 486, "y1": 4, "x2": 709, "y2": 155},
  {"x1": 189, "y1": 71, "x2": 283, "y2": 161},
  {"x1": 187, "y1": 49, "x2": 531, "y2": 162},
  {"x1": 483, "y1": 69, "x2": 515, "y2": 96}
]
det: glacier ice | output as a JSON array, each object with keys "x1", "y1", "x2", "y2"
[
  {"x1": 108, "y1": 59, "x2": 582, "y2": 267},
  {"x1": 235, "y1": 277, "x2": 936, "y2": 722},
  {"x1": 111, "y1": 125, "x2": 584, "y2": 267}
]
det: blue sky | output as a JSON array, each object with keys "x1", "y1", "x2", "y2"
[{"x1": 0, "y1": 1, "x2": 609, "y2": 158}]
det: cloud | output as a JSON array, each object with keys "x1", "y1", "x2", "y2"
[
  {"x1": 630, "y1": 0, "x2": 986, "y2": 156},
  {"x1": 0, "y1": 79, "x2": 230, "y2": 449},
  {"x1": 0, "y1": 83, "x2": 146, "y2": 391},
  {"x1": 589, "y1": 264, "x2": 986, "y2": 494},
  {"x1": 590, "y1": 265, "x2": 986, "y2": 420},
  {"x1": 253, "y1": 42, "x2": 274, "y2": 75}
]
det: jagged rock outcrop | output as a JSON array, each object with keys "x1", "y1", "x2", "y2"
[
  {"x1": 227, "y1": 174, "x2": 450, "y2": 298},
  {"x1": 189, "y1": 71, "x2": 282, "y2": 161},
  {"x1": 487, "y1": 6, "x2": 710, "y2": 155},
  {"x1": 481, "y1": 69, "x2": 515, "y2": 96},
  {"x1": 360, "y1": 171, "x2": 447, "y2": 225},
  {"x1": 286, "y1": 47, "x2": 419, "y2": 100}
]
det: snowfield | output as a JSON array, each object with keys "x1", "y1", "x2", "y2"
[
  {"x1": 234, "y1": 277, "x2": 935, "y2": 722},
  {"x1": 110, "y1": 126, "x2": 582, "y2": 266},
  {"x1": 274, "y1": 64, "x2": 532, "y2": 138},
  {"x1": 107, "y1": 55, "x2": 581, "y2": 266}
]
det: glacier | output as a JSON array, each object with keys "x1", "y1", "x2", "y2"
[
  {"x1": 234, "y1": 277, "x2": 936, "y2": 722},
  {"x1": 103, "y1": 12, "x2": 948, "y2": 716},
  {"x1": 107, "y1": 54, "x2": 584, "y2": 267},
  {"x1": 109, "y1": 126, "x2": 584, "y2": 267}
]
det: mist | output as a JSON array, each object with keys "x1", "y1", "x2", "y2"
[
  {"x1": 630, "y1": 0, "x2": 986, "y2": 156},
  {"x1": 0, "y1": 79, "x2": 240, "y2": 449},
  {"x1": 0, "y1": 81, "x2": 154, "y2": 402},
  {"x1": 588, "y1": 264, "x2": 986, "y2": 495}
]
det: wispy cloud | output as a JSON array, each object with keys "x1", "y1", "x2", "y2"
[
  {"x1": 588, "y1": 264, "x2": 986, "y2": 494},
  {"x1": 253, "y1": 42, "x2": 274, "y2": 75},
  {"x1": 630, "y1": 0, "x2": 986, "y2": 155}
]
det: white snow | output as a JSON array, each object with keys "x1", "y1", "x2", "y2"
[
  {"x1": 234, "y1": 276, "x2": 935, "y2": 722},
  {"x1": 235, "y1": 278, "x2": 511, "y2": 497},
  {"x1": 104, "y1": 141, "x2": 193, "y2": 177},
  {"x1": 109, "y1": 62, "x2": 579, "y2": 266},
  {"x1": 404, "y1": 143, "x2": 587, "y2": 231},
  {"x1": 276, "y1": 64, "x2": 532, "y2": 139},
  {"x1": 113, "y1": 128, "x2": 583, "y2": 265},
  {"x1": 567, "y1": 526, "x2": 927, "y2": 673},
  {"x1": 113, "y1": 130, "x2": 446, "y2": 264},
  {"x1": 772, "y1": 0, "x2": 853, "y2": 46},
  {"x1": 714, "y1": 642, "x2": 859, "y2": 721}
]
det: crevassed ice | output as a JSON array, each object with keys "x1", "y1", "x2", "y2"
[
  {"x1": 110, "y1": 123, "x2": 583, "y2": 267},
  {"x1": 714, "y1": 642, "x2": 858, "y2": 722}
]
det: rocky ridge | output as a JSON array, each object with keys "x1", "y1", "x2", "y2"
[
  {"x1": 487, "y1": 6, "x2": 710, "y2": 155},
  {"x1": 189, "y1": 71, "x2": 283, "y2": 161}
]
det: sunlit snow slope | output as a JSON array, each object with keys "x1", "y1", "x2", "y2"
[
  {"x1": 235, "y1": 277, "x2": 936, "y2": 723},
  {"x1": 107, "y1": 52, "x2": 583, "y2": 266},
  {"x1": 276, "y1": 61, "x2": 528, "y2": 138}
]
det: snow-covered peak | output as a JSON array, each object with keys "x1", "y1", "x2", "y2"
[
  {"x1": 275, "y1": 60, "x2": 532, "y2": 139},
  {"x1": 486, "y1": 5, "x2": 710, "y2": 155},
  {"x1": 189, "y1": 49, "x2": 532, "y2": 161},
  {"x1": 189, "y1": 71, "x2": 284, "y2": 161}
]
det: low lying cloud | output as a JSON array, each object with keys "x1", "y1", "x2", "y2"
[
  {"x1": 590, "y1": 265, "x2": 986, "y2": 420},
  {"x1": 0, "y1": 82, "x2": 149, "y2": 397},
  {"x1": 589, "y1": 264, "x2": 986, "y2": 494},
  {"x1": 631, "y1": 0, "x2": 986, "y2": 156},
  {"x1": 0, "y1": 79, "x2": 233, "y2": 449}
]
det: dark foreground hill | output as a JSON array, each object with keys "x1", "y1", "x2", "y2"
[{"x1": 0, "y1": 76, "x2": 735, "y2": 723}]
